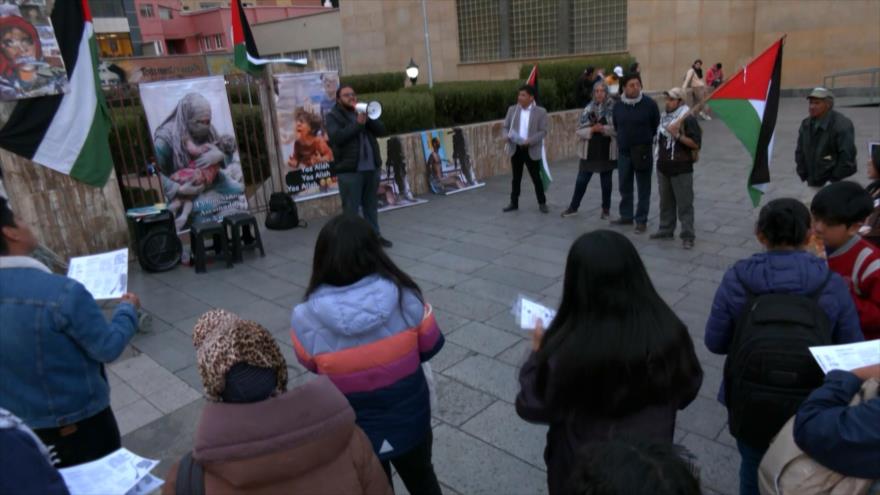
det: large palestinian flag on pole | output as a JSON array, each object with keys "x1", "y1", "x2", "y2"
[
  {"x1": 232, "y1": 0, "x2": 305, "y2": 75},
  {"x1": 526, "y1": 65, "x2": 552, "y2": 190},
  {"x1": 0, "y1": 0, "x2": 113, "y2": 187},
  {"x1": 707, "y1": 37, "x2": 784, "y2": 206}
]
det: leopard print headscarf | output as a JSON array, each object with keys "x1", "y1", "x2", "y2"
[{"x1": 192, "y1": 309, "x2": 288, "y2": 401}]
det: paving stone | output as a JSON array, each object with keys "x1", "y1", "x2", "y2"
[
  {"x1": 220, "y1": 269, "x2": 304, "y2": 300},
  {"x1": 677, "y1": 395, "x2": 730, "y2": 442},
  {"x1": 454, "y1": 277, "x2": 540, "y2": 307},
  {"x1": 461, "y1": 400, "x2": 548, "y2": 470},
  {"x1": 426, "y1": 288, "x2": 508, "y2": 322},
  {"x1": 471, "y1": 264, "x2": 557, "y2": 293},
  {"x1": 429, "y1": 341, "x2": 474, "y2": 372},
  {"x1": 176, "y1": 279, "x2": 263, "y2": 311},
  {"x1": 482, "y1": 310, "x2": 522, "y2": 335},
  {"x1": 439, "y1": 241, "x2": 508, "y2": 262},
  {"x1": 443, "y1": 355, "x2": 520, "y2": 402},
  {"x1": 174, "y1": 365, "x2": 205, "y2": 393},
  {"x1": 144, "y1": 378, "x2": 201, "y2": 414},
  {"x1": 432, "y1": 309, "x2": 472, "y2": 333},
  {"x1": 495, "y1": 339, "x2": 532, "y2": 367},
  {"x1": 456, "y1": 232, "x2": 520, "y2": 251},
  {"x1": 269, "y1": 260, "x2": 314, "y2": 285},
  {"x1": 432, "y1": 375, "x2": 496, "y2": 426},
  {"x1": 139, "y1": 286, "x2": 212, "y2": 324},
  {"x1": 699, "y1": 364, "x2": 724, "y2": 400},
  {"x1": 131, "y1": 328, "x2": 197, "y2": 373},
  {"x1": 235, "y1": 299, "x2": 293, "y2": 335},
  {"x1": 431, "y1": 424, "x2": 548, "y2": 495},
  {"x1": 110, "y1": 381, "x2": 140, "y2": 410},
  {"x1": 115, "y1": 398, "x2": 164, "y2": 436},
  {"x1": 507, "y1": 242, "x2": 568, "y2": 265},
  {"x1": 494, "y1": 253, "x2": 564, "y2": 279},
  {"x1": 384, "y1": 239, "x2": 436, "y2": 261},
  {"x1": 682, "y1": 278, "x2": 723, "y2": 296},
  {"x1": 681, "y1": 432, "x2": 740, "y2": 495},
  {"x1": 406, "y1": 263, "x2": 473, "y2": 288},
  {"x1": 423, "y1": 251, "x2": 489, "y2": 273},
  {"x1": 122, "y1": 399, "x2": 205, "y2": 478},
  {"x1": 447, "y1": 321, "x2": 521, "y2": 357}
]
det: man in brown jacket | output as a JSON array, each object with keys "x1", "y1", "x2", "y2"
[{"x1": 164, "y1": 310, "x2": 390, "y2": 495}]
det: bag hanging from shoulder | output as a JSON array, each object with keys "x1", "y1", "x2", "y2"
[{"x1": 758, "y1": 378, "x2": 879, "y2": 495}]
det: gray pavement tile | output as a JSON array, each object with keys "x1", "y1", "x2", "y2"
[
  {"x1": 235, "y1": 299, "x2": 293, "y2": 335},
  {"x1": 219, "y1": 269, "x2": 304, "y2": 300},
  {"x1": 384, "y1": 239, "x2": 436, "y2": 260},
  {"x1": 423, "y1": 251, "x2": 489, "y2": 273},
  {"x1": 176, "y1": 279, "x2": 263, "y2": 311},
  {"x1": 461, "y1": 400, "x2": 548, "y2": 470},
  {"x1": 438, "y1": 241, "x2": 508, "y2": 262},
  {"x1": 174, "y1": 365, "x2": 205, "y2": 394},
  {"x1": 443, "y1": 355, "x2": 520, "y2": 402},
  {"x1": 406, "y1": 263, "x2": 473, "y2": 288},
  {"x1": 681, "y1": 433, "x2": 739, "y2": 495},
  {"x1": 429, "y1": 341, "x2": 474, "y2": 372},
  {"x1": 115, "y1": 398, "x2": 164, "y2": 436},
  {"x1": 144, "y1": 378, "x2": 201, "y2": 414},
  {"x1": 269, "y1": 260, "x2": 314, "y2": 285},
  {"x1": 454, "y1": 277, "x2": 541, "y2": 307},
  {"x1": 507, "y1": 242, "x2": 568, "y2": 265},
  {"x1": 715, "y1": 423, "x2": 737, "y2": 449},
  {"x1": 649, "y1": 271, "x2": 693, "y2": 292},
  {"x1": 139, "y1": 286, "x2": 212, "y2": 324},
  {"x1": 690, "y1": 265, "x2": 728, "y2": 284},
  {"x1": 516, "y1": 233, "x2": 574, "y2": 251},
  {"x1": 682, "y1": 278, "x2": 723, "y2": 296},
  {"x1": 131, "y1": 328, "x2": 197, "y2": 373},
  {"x1": 122, "y1": 399, "x2": 205, "y2": 478},
  {"x1": 699, "y1": 364, "x2": 723, "y2": 400},
  {"x1": 493, "y1": 253, "x2": 564, "y2": 279},
  {"x1": 431, "y1": 424, "x2": 548, "y2": 495},
  {"x1": 172, "y1": 314, "x2": 201, "y2": 336},
  {"x1": 432, "y1": 375, "x2": 496, "y2": 426},
  {"x1": 661, "y1": 290, "x2": 687, "y2": 307},
  {"x1": 471, "y1": 264, "x2": 557, "y2": 293},
  {"x1": 110, "y1": 381, "x2": 140, "y2": 410},
  {"x1": 109, "y1": 354, "x2": 160, "y2": 382},
  {"x1": 495, "y1": 339, "x2": 532, "y2": 367},
  {"x1": 456, "y1": 231, "x2": 521, "y2": 251},
  {"x1": 127, "y1": 268, "x2": 165, "y2": 293},
  {"x1": 432, "y1": 309, "x2": 472, "y2": 333},
  {"x1": 273, "y1": 287, "x2": 308, "y2": 309},
  {"x1": 677, "y1": 395, "x2": 730, "y2": 441},
  {"x1": 446, "y1": 321, "x2": 521, "y2": 357},
  {"x1": 482, "y1": 310, "x2": 521, "y2": 335},
  {"x1": 426, "y1": 288, "x2": 508, "y2": 322}
]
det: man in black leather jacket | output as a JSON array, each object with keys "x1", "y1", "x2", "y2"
[{"x1": 795, "y1": 87, "x2": 857, "y2": 195}]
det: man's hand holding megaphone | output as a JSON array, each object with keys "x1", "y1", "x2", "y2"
[{"x1": 355, "y1": 101, "x2": 383, "y2": 120}]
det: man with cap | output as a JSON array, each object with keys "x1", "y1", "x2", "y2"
[
  {"x1": 651, "y1": 88, "x2": 702, "y2": 249},
  {"x1": 795, "y1": 87, "x2": 857, "y2": 200}
]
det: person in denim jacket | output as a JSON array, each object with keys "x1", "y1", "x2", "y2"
[{"x1": 0, "y1": 198, "x2": 140, "y2": 467}]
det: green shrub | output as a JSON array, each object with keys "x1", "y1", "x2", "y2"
[
  {"x1": 342, "y1": 72, "x2": 406, "y2": 94},
  {"x1": 519, "y1": 54, "x2": 636, "y2": 109},
  {"x1": 359, "y1": 91, "x2": 435, "y2": 135}
]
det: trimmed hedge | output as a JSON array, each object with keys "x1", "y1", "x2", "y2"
[
  {"x1": 341, "y1": 72, "x2": 406, "y2": 95},
  {"x1": 359, "y1": 91, "x2": 435, "y2": 135},
  {"x1": 519, "y1": 54, "x2": 636, "y2": 109}
]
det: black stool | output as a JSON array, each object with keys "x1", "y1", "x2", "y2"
[
  {"x1": 223, "y1": 213, "x2": 265, "y2": 263},
  {"x1": 190, "y1": 222, "x2": 233, "y2": 273}
]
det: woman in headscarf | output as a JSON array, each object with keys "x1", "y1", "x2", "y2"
[
  {"x1": 561, "y1": 80, "x2": 617, "y2": 220},
  {"x1": 0, "y1": 14, "x2": 66, "y2": 101}
]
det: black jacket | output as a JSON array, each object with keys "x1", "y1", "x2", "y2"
[
  {"x1": 325, "y1": 104, "x2": 386, "y2": 174},
  {"x1": 612, "y1": 95, "x2": 660, "y2": 154},
  {"x1": 795, "y1": 109, "x2": 857, "y2": 187},
  {"x1": 657, "y1": 115, "x2": 702, "y2": 176}
]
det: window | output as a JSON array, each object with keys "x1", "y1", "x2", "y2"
[
  {"x1": 158, "y1": 6, "x2": 173, "y2": 19},
  {"x1": 199, "y1": 36, "x2": 208, "y2": 52},
  {"x1": 456, "y1": 0, "x2": 501, "y2": 63},
  {"x1": 199, "y1": 2, "x2": 221, "y2": 8},
  {"x1": 213, "y1": 34, "x2": 223, "y2": 49},
  {"x1": 311, "y1": 47, "x2": 341, "y2": 72},
  {"x1": 570, "y1": 0, "x2": 626, "y2": 54},
  {"x1": 139, "y1": 4, "x2": 154, "y2": 17}
]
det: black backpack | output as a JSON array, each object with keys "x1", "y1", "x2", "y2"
[
  {"x1": 265, "y1": 192, "x2": 306, "y2": 230},
  {"x1": 724, "y1": 270, "x2": 833, "y2": 449}
]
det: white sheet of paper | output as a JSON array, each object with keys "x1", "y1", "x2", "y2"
[
  {"x1": 808, "y1": 341, "x2": 880, "y2": 374},
  {"x1": 507, "y1": 128, "x2": 523, "y2": 144},
  {"x1": 518, "y1": 298, "x2": 556, "y2": 330},
  {"x1": 67, "y1": 248, "x2": 129, "y2": 300},
  {"x1": 60, "y1": 448, "x2": 159, "y2": 495},
  {"x1": 126, "y1": 474, "x2": 164, "y2": 495}
]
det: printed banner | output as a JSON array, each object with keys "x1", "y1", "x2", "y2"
[
  {"x1": 139, "y1": 76, "x2": 248, "y2": 232},
  {"x1": 420, "y1": 128, "x2": 484, "y2": 195},
  {"x1": 99, "y1": 55, "x2": 209, "y2": 87},
  {"x1": 0, "y1": 2, "x2": 69, "y2": 101},
  {"x1": 376, "y1": 136, "x2": 427, "y2": 212},
  {"x1": 274, "y1": 71, "x2": 338, "y2": 201}
]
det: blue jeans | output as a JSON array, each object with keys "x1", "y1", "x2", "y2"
[
  {"x1": 737, "y1": 440, "x2": 767, "y2": 495},
  {"x1": 568, "y1": 168, "x2": 613, "y2": 211},
  {"x1": 617, "y1": 153, "x2": 653, "y2": 224}
]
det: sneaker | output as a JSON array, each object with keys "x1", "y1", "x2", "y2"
[
  {"x1": 539, "y1": 204, "x2": 549, "y2": 214},
  {"x1": 502, "y1": 204, "x2": 518, "y2": 212},
  {"x1": 682, "y1": 239, "x2": 694, "y2": 250},
  {"x1": 702, "y1": 113, "x2": 712, "y2": 121},
  {"x1": 635, "y1": 223, "x2": 647, "y2": 234},
  {"x1": 609, "y1": 218, "x2": 634, "y2": 226},
  {"x1": 649, "y1": 231, "x2": 674, "y2": 240},
  {"x1": 561, "y1": 208, "x2": 577, "y2": 218},
  {"x1": 600, "y1": 209, "x2": 610, "y2": 220},
  {"x1": 379, "y1": 237, "x2": 393, "y2": 248}
]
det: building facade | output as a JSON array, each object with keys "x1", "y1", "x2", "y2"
[
  {"x1": 252, "y1": 10, "x2": 343, "y2": 72},
  {"x1": 89, "y1": 0, "x2": 144, "y2": 57}
]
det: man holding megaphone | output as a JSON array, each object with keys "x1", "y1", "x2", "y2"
[{"x1": 325, "y1": 84, "x2": 392, "y2": 248}]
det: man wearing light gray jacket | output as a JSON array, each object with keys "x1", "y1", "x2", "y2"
[{"x1": 503, "y1": 84, "x2": 549, "y2": 213}]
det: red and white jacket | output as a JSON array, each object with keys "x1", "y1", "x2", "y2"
[{"x1": 828, "y1": 236, "x2": 880, "y2": 340}]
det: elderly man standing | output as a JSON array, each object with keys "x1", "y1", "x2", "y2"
[
  {"x1": 795, "y1": 87, "x2": 857, "y2": 201},
  {"x1": 502, "y1": 84, "x2": 549, "y2": 214}
]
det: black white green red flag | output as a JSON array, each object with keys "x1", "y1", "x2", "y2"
[
  {"x1": 232, "y1": 0, "x2": 305, "y2": 75},
  {"x1": 707, "y1": 37, "x2": 784, "y2": 206},
  {"x1": 0, "y1": 0, "x2": 113, "y2": 187},
  {"x1": 525, "y1": 65, "x2": 552, "y2": 190}
]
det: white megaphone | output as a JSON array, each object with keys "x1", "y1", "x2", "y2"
[{"x1": 355, "y1": 101, "x2": 382, "y2": 120}]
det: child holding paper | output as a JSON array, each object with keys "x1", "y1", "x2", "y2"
[{"x1": 515, "y1": 229, "x2": 702, "y2": 495}]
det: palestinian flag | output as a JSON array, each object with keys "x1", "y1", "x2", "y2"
[
  {"x1": 0, "y1": 0, "x2": 113, "y2": 187},
  {"x1": 708, "y1": 37, "x2": 784, "y2": 206},
  {"x1": 526, "y1": 65, "x2": 552, "y2": 190},
  {"x1": 232, "y1": 0, "x2": 305, "y2": 75}
]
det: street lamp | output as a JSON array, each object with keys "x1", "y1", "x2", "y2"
[{"x1": 406, "y1": 58, "x2": 420, "y2": 86}]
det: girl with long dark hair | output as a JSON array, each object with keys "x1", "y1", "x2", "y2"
[
  {"x1": 516, "y1": 230, "x2": 703, "y2": 495},
  {"x1": 290, "y1": 214, "x2": 444, "y2": 495}
]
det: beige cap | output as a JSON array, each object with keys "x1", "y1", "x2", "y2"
[
  {"x1": 807, "y1": 87, "x2": 834, "y2": 99},
  {"x1": 664, "y1": 87, "x2": 686, "y2": 100}
]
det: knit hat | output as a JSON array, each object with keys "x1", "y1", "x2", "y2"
[{"x1": 192, "y1": 309, "x2": 288, "y2": 402}]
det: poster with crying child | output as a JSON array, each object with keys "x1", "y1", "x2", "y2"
[{"x1": 139, "y1": 76, "x2": 248, "y2": 233}]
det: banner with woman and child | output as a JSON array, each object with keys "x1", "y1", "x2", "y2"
[
  {"x1": 139, "y1": 76, "x2": 248, "y2": 232},
  {"x1": 0, "y1": 1, "x2": 69, "y2": 101},
  {"x1": 273, "y1": 71, "x2": 338, "y2": 202},
  {"x1": 420, "y1": 128, "x2": 484, "y2": 195}
]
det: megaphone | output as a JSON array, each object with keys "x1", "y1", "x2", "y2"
[{"x1": 355, "y1": 101, "x2": 382, "y2": 120}]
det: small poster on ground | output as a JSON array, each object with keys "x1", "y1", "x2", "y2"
[
  {"x1": 376, "y1": 135, "x2": 427, "y2": 212},
  {"x1": 0, "y1": 2, "x2": 69, "y2": 101},
  {"x1": 273, "y1": 71, "x2": 339, "y2": 202},
  {"x1": 420, "y1": 128, "x2": 484, "y2": 195},
  {"x1": 139, "y1": 76, "x2": 248, "y2": 232},
  {"x1": 66, "y1": 248, "x2": 128, "y2": 300}
]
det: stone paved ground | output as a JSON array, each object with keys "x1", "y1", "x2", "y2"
[{"x1": 115, "y1": 99, "x2": 878, "y2": 494}]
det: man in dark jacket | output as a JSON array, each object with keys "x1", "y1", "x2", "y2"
[
  {"x1": 795, "y1": 87, "x2": 857, "y2": 198},
  {"x1": 325, "y1": 84, "x2": 392, "y2": 248},
  {"x1": 611, "y1": 73, "x2": 660, "y2": 233}
]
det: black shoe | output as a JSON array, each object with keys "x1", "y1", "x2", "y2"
[
  {"x1": 600, "y1": 209, "x2": 610, "y2": 220},
  {"x1": 539, "y1": 204, "x2": 549, "y2": 214},
  {"x1": 502, "y1": 204, "x2": 518, "y2": 212},
  {"x1": 682, "y1": 239, "x2": 695, "y2": 250},
  {"x1": 379, "y1": 237, "x2": 393, "y2": 248},
  {"x1": 561, "y1": 208, "x2": 577, "y2": 218},
  {"x1": 609, "y1": 218, "x2": 634, "y2": 226},
  {"x1": 635, "y1": 223, "x2": 647, "y2": 234},
  {"x1": 649, "y1": 231, "x2": 674, "y2": 240}
]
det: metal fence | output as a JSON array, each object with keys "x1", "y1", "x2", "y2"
[{"x1": 105, "y1": 73, "x2": 279, "y2": 216}]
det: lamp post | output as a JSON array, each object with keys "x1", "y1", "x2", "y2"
[
  {"x1": 406, "y1": 58, "x2": 420, "y2": 86},
  {"x1": 420, "y1": 0, "x2": 434, "y2": 88}
]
